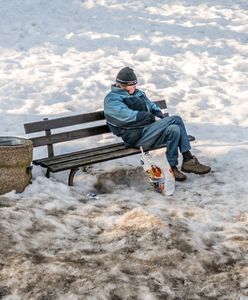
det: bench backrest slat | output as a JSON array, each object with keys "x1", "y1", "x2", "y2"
[
  {"x1": 25, "y1": 99, "x2": 168, "y2": 149},
  {"x1": 31, "y1": 125, "x2": 110, "y2": 147},
  {"x1": 24, "y1": 111, "x2": 105, "y2": 134},
  {"x1": 24, "y1": 100, "x2": 167, "y2": 134}
]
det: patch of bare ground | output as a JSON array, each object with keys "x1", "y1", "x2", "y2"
[{"x1": 1, "y1": 208, "x2": 247, "y2": 299}]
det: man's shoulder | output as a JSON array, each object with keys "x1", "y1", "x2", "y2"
[
  {"x1": 105, "y1": 90, "x2": 122, "y2": 99},
  {"x1": 105, "y1": 86, "x2": 127, "y2": 100},
  {"x1": 104, "y1": 91, "x2": 124, "y2": 109}
]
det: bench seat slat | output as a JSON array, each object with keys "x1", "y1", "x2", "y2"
[
  {"x1": 48, "y1": 142, "x2": 172, "y2": 173},
  {"x1": 47, "y1": 147, "x2": 156, "y2": 173},
  {"x1": 33, "y1": 142, "x2": 125, "y2": 165},
  {"x1": 38, "y1": 143, "x2": 127, "y2": 167},
  {"x1": 33, "y1": 135, "x2": 195, "y2": 169}
]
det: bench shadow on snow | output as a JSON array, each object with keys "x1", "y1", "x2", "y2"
[{"x1": 93, "y1": 166, "x2": 150, "y2": 194}]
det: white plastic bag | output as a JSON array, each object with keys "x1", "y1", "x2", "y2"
[{"x1": 140, "y1": 147, "x2": 175, "y2": 196}]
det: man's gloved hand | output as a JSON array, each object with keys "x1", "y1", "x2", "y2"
[
  {"x1": 123, "y1": 97, "x2": 147, "y2": 111},
  {"x1": 154, "y1": 110, "x2": 164, "y2": 119}
]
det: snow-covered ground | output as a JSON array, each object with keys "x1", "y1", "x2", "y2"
[{"x1": 0, "y1": 0, "x2": 248, "y2": 299}]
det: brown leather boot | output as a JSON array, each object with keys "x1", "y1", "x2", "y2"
[
  {"x1": 172, "y1": 167, "x2": 187, "y2": 181},
  {"x1": 181, "y1": 156, "x2": 211, "y2": 174}
]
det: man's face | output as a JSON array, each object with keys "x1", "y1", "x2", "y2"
[{"x1": 125, "y1": 84, "x2": 136, "y2": 95}]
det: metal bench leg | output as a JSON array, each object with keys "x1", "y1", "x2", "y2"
[
  {"x1": 68, "y1": 167, "x2": 79, "y2": 186},
  {"x1": 45, "y1": 169, "x2": 51, "y2": 178}
]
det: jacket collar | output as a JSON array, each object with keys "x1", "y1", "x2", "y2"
[
  {"x1": 111, "y1": 84, "x2": 129, "y2": 95},
  {"x1": 111, "y1": 84, "x2": 142, "y2": 96}
]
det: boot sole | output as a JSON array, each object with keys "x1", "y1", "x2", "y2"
[
  {"x1": 181, "y1": 167, "x2": 211, "y2": 175},
  {"x1": 175, "y1": 176, "x2": 187, "y2": 182}
]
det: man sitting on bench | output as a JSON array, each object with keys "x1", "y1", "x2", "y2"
[{"x1": 104, "y1": 67, "x2": 211, "y2": 181}]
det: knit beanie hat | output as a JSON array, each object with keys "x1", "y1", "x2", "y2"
[{"x1": 116, "y1": 67, "x2": 137, "y2": 86}]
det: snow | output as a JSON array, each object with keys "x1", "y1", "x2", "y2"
[{"x1": 0, "y1": 0, "x2": 248, "y2": 299}]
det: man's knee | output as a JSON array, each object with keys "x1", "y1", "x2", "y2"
[
  {"x1": 172, "y1": 115, "x2": 184, "y2": 124},
  {"x1": 166, "y1": 124, "x2": 180, "y2": 137}
]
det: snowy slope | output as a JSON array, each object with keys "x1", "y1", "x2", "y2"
[{"x1": 0, "y1": 1, "x2": 248, "y2": 299}]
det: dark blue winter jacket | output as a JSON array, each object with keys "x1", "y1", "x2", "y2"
[{"x1": 104, "y1": 85, "x2": 163, "y2": 147}]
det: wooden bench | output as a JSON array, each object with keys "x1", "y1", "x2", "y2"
[{"x1": 24, "y1": 100, "x2": 195, "y2": 186}]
